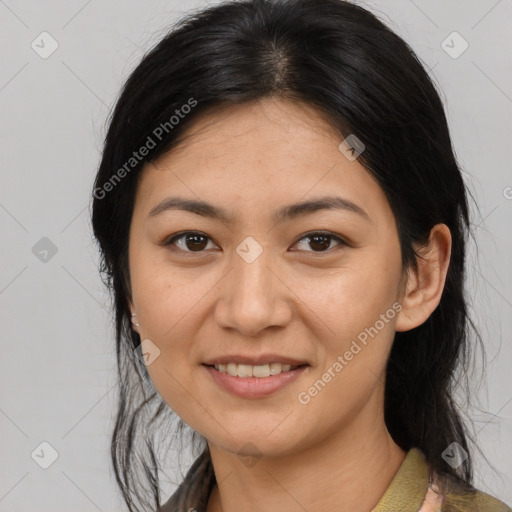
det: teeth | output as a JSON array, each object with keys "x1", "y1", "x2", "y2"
[
  {"x1": 214, "y1": 362, "x2": 297, "y2": 377},
  {"x1": 237, "y1": 364, "x2": 253, "y2": 378}
]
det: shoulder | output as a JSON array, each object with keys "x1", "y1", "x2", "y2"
[
  {"x1": 448, "y1": 488, "x2": 512, "y2": 512},
  {"x1": 475, "y1": 490, "x2": 512, "y2": 511},
  {"x1": 431, "y1": 472, "x2": 512, "y2": 512}
]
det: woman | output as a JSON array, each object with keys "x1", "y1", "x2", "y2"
[{"x1": 90, "y1": 0, "x2": 511, "y2": 510}]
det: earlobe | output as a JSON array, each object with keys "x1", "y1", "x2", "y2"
[
  {"x1": 395, "y1": 224, "x2": 452, "y2": 332},
  {"x1": 131, "y1": 313, "x2": 140, "y2": 330},
  {"x1": 129, "y1": 302, "x2": 140, "y2": 332}
]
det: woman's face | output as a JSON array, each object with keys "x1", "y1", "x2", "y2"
[{"x1": 128, "y1": 98, "x2": 405, "y2": 457}]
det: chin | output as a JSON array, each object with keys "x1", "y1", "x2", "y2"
[{"x1": 206, "y1": 425, "x2": 303, "y2": 460}]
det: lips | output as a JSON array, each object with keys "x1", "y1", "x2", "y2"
[{"x1": 203, "y1": 363, "x2": 309, "y2": 398}]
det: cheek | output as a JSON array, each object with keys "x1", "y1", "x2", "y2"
[
  {"x1": 131, "y1": 262, "x2": 209, "y2": 424},
  {"x1": 299, "y1": 260, "x2": 401, "y2": 336},
  {"x1": 130, "y1": 247, "x2": 203, "y2": 337},
  {"x1": 294, "y1": 270, "x2": 400, "y2": 427}
]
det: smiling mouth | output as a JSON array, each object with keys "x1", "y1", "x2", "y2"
[
  {"x1": 205, "y1": 362, "x2": 308, "y2": 378},
  {"x1": 203, "y1": 362, "x2": 310, "y2": 398}
]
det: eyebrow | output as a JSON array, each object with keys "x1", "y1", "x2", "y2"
[{"x1": 148, "y1": 195, "x2": 371, "y2": 224}]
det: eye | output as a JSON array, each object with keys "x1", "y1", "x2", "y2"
[
  {"x1": 291, "y1": 231, "x2": 346, "y2": 253},
  {"x1": 163, "y1": 230, "x2": 347, "y2": 255},
  {"x1": 163, "y1": 231, "x2": 218, "y2": 253}
]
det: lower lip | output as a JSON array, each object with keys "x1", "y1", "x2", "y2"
[{"x1": 203, "y1": 364, "x2": 309, "y2": 398}]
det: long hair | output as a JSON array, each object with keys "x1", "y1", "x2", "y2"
[{"x1": 90, "y1": 0, "x2": 485, "y2": 509}]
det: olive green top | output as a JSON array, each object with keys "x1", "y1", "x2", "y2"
[
  {"x1": 373, "y1": 447, "x2": 431, "y2": 511},
  {"x1": 158, "y1": 447, "x2": 511, "y2": 511}
]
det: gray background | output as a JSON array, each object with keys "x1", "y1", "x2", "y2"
[{"x1": 0, "y1": 0, "x2": 511, "y2": 510}]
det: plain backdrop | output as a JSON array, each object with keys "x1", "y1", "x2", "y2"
[{"x1": 0, "y1": 0, "x2": 511, "y2": 510}]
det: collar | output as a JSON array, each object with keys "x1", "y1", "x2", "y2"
[
  {"x1": 158, "y1": 447, "x2": 430, "y2": 512},
  {"x1": 372, "y1": 447, "x2": 430, "y2": 511}
]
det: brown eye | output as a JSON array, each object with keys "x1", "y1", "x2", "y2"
[
  {"x1": 292, "y1": 232, "x2": 345, "y2": 253},
  {"x1": 165, "y1": 232, "x2": 216, "y2": 253}
]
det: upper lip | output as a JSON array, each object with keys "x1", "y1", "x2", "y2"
[{"x1": 203, "y1": 354, "x2": 309, "y2": 366}]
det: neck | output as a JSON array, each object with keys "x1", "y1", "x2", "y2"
[{"x1": 206, "y1": 395, "x2": 407, "y2": 512}]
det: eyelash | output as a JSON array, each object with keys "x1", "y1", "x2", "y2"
[{"x1": 162, "y1": 230, "x2": 348, "y2": 255}]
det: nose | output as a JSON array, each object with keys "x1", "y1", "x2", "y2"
[{"x1": 214, "y1": 248, "x2": 293, "y2": 337}]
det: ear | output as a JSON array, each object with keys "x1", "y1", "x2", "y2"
[{"x1": 395, "y1": 224, "x2": 452, "y2": 332}]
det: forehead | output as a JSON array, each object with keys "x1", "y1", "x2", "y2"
[
  {"x1": 162, "y1": 98, "x2": 342, "y2": 166},
  {"x1": 134, "y1": 98, "x2": 393, "y2": 227}
]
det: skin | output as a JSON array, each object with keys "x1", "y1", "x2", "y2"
[{"x1": 128, "y1": 97, "x2": 452, "y2": 512}]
